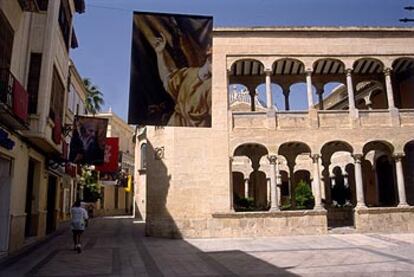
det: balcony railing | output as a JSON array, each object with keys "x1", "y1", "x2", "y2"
[
  {"x1": 231, "y1": 109, "x2": 414, "y2": 130},
  {"x1": 0, "y1": 69, "x2": 29, "y2": 129}
]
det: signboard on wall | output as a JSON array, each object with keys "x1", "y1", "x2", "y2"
[{"x1": 128, "y1": 11, "x2": 213, "y2": 127}]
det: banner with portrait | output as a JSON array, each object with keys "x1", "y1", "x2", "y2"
[
  {"x1": 95, "y1": 137, "x2": 119, "y2": 173},
  {"x1": 69, "y1": 116, "x2": 108, "y2": 165},
  {"x1": 128, "y1": 11, "x2": 213, "y2": 127}
]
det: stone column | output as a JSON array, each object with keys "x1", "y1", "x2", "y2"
[
  {"x1": 265, "y1": 70, "x2": 273, "y2": 109},
  {"x1": 394, "y1": 153, "x2": 408, "y2": 206},
  {"x1": 384, "y1": 68, "x2": 396, "y2": 110},
  {"x1": 306, "y1": 70, "x2": 314, "y2": 109},
  {"x1": 244, "y1": 178, "x2": 249, "y2": 198},
  {"x1": 353, "y1": 154, "x2": 366, "y2": 208},
  {"x1": 311, "y1": 154, "x2": 323, "y2": 209},
  {"x1": 267, "y1": 178, "x2": 271, "y2": 204},
  {"x1": 268, "y1": 155, "x2": 279, "y2": 211},
  {"x1": 283, "y1": 89, "x2": 290, "y2": 110},
  {"x1": 345, "y1": 69, "x2": 356, "y2": 113}
]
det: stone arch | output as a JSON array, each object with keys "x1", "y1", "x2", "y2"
[
  {"x1": 363, "y1": 140, "x2": 397, "y2": 207},
  {"x1": 232, "y1": 171, "x2": 245, "y2": 200},
  {"x1": 271, "y1": 59, "x2": 306, "y2": 111},
  {"x1": 363, "y1": 140, "x2": 394, "y2": 157},
  {"x1": 233, "y1": 143, "x2": 269, "y2": 211},
  {"x1": 320, "y1": 140, "x2": 353, "y2": 206},
  {"x1": 312, "y1": 58, "x2": 345, "y2": 76},
  {"x1": 392, "y1": 57, "x2": 414, "y2": 109},
  {"x1": 312, "y1": 59, "x2": 346, "y2": 111},
  {"x1": 229, "y1": 58, "x2": 265, "y2": 76},
  {"x1": 403, "y1": 140, "x2": 414, "y2": 205},
  {"x1": 272, "y1": 58, "x2": 305, "y2": 75},
  {"x1": 249, "y1": 170, "x2": 268, "y2": 209},
  {"x1": 278, "y1": 142, "x2": 312, "y2": 207},
  {"x1": 352, "y1": 58, "x2": 384, "y2": 75}
]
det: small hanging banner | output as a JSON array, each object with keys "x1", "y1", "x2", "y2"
[
  {"x1": 69, "y1": 116, "x2": 108, "y2": 165},
  {"x1": 95, "y1": 137, "x2": 119, "y2": 173}
]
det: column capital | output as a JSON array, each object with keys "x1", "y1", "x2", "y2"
[
  {"x1": 383, "y1": 67, "x2": 393, "y2": 76},
  {"x1": 264, "y1": 69, "x2": 273, "y2": 75},
  {"x1": 267, "y1": 155, "x2": 277, "y2": 164},
  {"x1": 311, "y1": 154, "x2": 320, "y2": 162},
  {"x1": 345, "y1": 68, "x2": 353, "y2": 75},
  {"x1": 393, "y1": 152, "x2": 405, "y2": 161},
  {"x1": 305, "y1": 69, "x2": 312, "y2": 76},
  {"x1": 353, "y1": 154, "x2": 363, "y2": 162},
  {"x1": 229, "y1": 156, "x2": 234, "y2": 162}
]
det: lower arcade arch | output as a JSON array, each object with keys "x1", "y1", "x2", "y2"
[
  {"x1": 404, "y1": 140, "x2": 414, "y2": 205},
  {"x1": 362, "y1": 141, "x2": 397, "y2": 207},
  {"x1": 232, "y1": 143, "x2": 269, "y2": 211}
]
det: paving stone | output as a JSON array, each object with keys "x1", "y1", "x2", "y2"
[{"x1": 1, "y1": 217, "x2": 414, "y2": 276}]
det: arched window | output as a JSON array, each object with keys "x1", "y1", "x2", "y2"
[{"x1": 140, "y1": 143, "x2": 147, "y2": 169}]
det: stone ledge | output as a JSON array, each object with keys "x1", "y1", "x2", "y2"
[
  {"x1": 212, "y1": 209, "x2": 327, "y2": 219},
  {"x1": 355, "y1": 206, "x2": 414, "y2": 214}
]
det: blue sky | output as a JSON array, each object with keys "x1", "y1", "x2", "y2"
[{"x1": 71, "y1": 0, "x2": 414, "y2": 119}]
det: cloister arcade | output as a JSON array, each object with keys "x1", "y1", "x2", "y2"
[
  {"x1": 230, "y1": 139, "x2": 414, "y2": 227},
  {"x1": 228, "y1": 55, "x2": 414, "y2": 228},
  {"x1": 228, "y1": 57, "x2": 414, "y2": 113}
]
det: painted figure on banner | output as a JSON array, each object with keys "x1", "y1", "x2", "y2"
[
  {"x1": 128, "y1": 12, "x2": 213, "y2": 127},
  {"x1": 69, "y1": 116, "x2": 108, "y2": 165}
]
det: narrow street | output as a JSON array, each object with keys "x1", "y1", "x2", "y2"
[{"x1": 0, "y1": 216, "x2": 414, "y2": 276}]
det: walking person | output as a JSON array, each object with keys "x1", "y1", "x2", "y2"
[{"x1": 70, "y1": 200, "x2": 88, "y2": 253}]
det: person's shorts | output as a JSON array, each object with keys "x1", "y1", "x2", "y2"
[{"x1": 71, "y1": 221, "x2": 85, "y2": 231}]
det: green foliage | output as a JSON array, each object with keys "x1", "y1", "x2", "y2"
[
  {"x1": 83, "y1": 78, "x2": 104, "y2": 115},
  {"x1": 234, "y1": 194, "x2": 256, "y2": 211},
  {"x1": 294, "y1": 179, "x2": 314, "y2": 209},
  {"x1": 80, "y1": 166, "x2": 102, "y2": 203}
]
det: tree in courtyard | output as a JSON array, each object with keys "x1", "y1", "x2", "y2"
[{"x1": 83, "y1": 78, "x2": 104, "y2": 115}]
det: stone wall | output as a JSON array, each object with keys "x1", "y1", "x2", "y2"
[
  {"x1": 355, "y1": 207, "x2": 414, "y2": 233},
  {"x1": 146, "y1": 210, "x2": 327, "y2": 238}
]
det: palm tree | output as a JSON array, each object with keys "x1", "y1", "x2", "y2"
[{"x1": 83, "y1": 78, "x2": 104, "y2": 115}]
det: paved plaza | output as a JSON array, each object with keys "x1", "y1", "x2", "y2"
[{"x1": 1, "y1": 216, "x2": 414, "y2": 276}]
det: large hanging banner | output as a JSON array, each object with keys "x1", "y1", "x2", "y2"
[
  {"x1": 128, "y1": 11, "x2": 213, "y2": 127},
  {"x1": 95, "y1": 137, "x2": 119, "y2": 173},
  {"x1": 69, "y1": 116, "x2": 108, "y2": 165}
]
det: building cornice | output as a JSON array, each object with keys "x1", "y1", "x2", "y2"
[{"x1": 214, "y1": 26, "x2": 414, "y2": 33}]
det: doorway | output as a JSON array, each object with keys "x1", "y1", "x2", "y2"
[
  {"x1": 25, "y1": 159, "x2": 36, "y2": 237},
  {"x1": 46, "y1": 175, "x2": 57, "y2": 234},
  {"x1": 0, "y1": 157, "x2": 12, "y2": 253}
]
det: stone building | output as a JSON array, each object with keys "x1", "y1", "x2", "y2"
[
  {"x1": 135, "y1": 26, "x2": 414, "y2": 238},
  {"x1": 94, "y1": 111, "x2": 135, "y2": 216},
  {"x1": 0, "y1": 0, "x2": 85, "y2": 255}
]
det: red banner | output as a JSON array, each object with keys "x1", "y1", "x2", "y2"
[
  {"x1": 95, "y1": 137, "x2": 119, "y2": 173},
  {"x1": 13, "y1": 78, "x2": 28, "y2": 122}
]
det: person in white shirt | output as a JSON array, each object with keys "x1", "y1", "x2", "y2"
[{"x1": 71, "y1": 200, "x2": 89, "y2": 253}]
